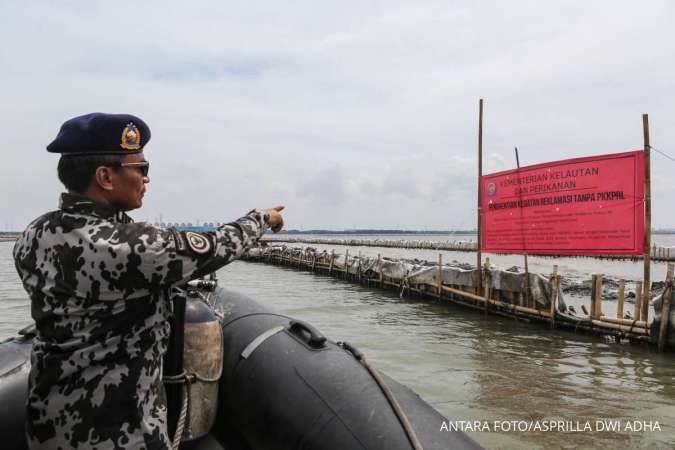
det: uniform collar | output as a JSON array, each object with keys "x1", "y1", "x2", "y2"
[{"x1": 59, "y1": 192, "x2": 133, "y2": 223}]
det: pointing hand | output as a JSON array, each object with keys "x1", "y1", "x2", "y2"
[{"x1": 265, "y1": 206, "x2": 285, "y2": 233}]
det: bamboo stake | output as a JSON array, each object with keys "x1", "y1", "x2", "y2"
[
  {"x1": 634, "y1": 281, "x2": 643, "y2": 322},
  {"x1": 329, "y1": 250, "x2": 335, "y2": 274},
  {"x1": 476, "y1": 98, "x2": 484, "y2": 296},
  {"x1": 438, "y1": 253, "x2": 443, "y2": 300},
  {"x1": 378, "y1": 253, "x2": 384, "y2": 287},
  {"x1": 658, "y1": 263, "x2": 674, "y2": 352},
  {"x1": 483, "y1": 257, "x2": 490, "y2": 314},
  {"x1": 594, "y1": 275, "x2": 603, "y2": 319},
  {"x1": 357, "y1": 251, "x2": 362, "y2": 282},
  {"x1": 643, "y1": 113, "x2": 652, "y2": 323},
  {"x1": 590, "y1": 275, "x2": 597, "y2": 318},
  {"x1": 617, "y1": 279, "x2": 625, "y2": 319},
  {"x1": 345, "y1": 249, "x2": 349, "y2": 279},
  {"x1": 515, "y1": 147, "x2": 532, "y2": 309},
  {"x1": 550, "y1": 265, "x2": 559, "y2": 328}
]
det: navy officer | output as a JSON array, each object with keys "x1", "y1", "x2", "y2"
[{"x1": 13, "y1": 113, "x2": 284, "y2": 449}]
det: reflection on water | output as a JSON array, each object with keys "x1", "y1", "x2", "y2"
[{"x1": 1, "y1": 242, "x2": 673, "y2": 449}]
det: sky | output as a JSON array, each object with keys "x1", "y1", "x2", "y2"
[{"x1": 1, "y1": 1, "x2": 674, "y2": 231}]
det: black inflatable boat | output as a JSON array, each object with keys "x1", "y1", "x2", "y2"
[{"x1": 0, "y1": 285, "x2": 482, "y2": 450}]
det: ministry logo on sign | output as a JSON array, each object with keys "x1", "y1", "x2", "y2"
[{"x1": 487, "y1": 182, "x2": 497, "y2": 197}]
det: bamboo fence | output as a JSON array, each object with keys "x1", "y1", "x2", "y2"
[
  {"x1": 261, "y1": 237, "x2": 675, "y2": 261},
  {"x1": 244, "y1": 246, "x2": 675, "y2": 350}
]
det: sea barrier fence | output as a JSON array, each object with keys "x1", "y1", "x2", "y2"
[
  {"x1": 244, "y1": 245, "x2": 675, "y2": 352},
  {"x1": 261, "y1": 236, "x2": 675, "y2": 261}
]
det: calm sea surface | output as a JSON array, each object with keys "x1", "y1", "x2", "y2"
[{"x1": 2, "y1": 238, "x2": 674, "y2": 449}]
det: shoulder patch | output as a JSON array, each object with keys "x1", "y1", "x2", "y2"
[
  {"x1": 170, "y1": 229, "x2": 214, "y2": 257},
  {"x1": 185, "y1": 231, "x2": 212, "y2": 254}
]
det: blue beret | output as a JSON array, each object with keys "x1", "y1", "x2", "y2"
[{"x1": 47, "y1": 113, "x2": 151, "y2": 155}]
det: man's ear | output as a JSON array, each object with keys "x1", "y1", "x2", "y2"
[{"x1": 94, "y1": 166, "x2": 116, "y2": 191}]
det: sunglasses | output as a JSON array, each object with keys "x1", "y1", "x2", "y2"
[{"x1": 115, "y1": 161, "x2": 150, "y2": 177}]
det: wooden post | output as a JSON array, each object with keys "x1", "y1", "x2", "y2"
[
  {"x1": 590, "y1": 275, "x2": 597, "y2": 318},
  {"x1": 476, "y1": 98, "x2": 484, "y2": 296},
  {"x1": 483, "y1": 257, "x2": 490, "y2": 314},
  {"x1": 594, "y1": 275, "x2": 603, "y2": 319},
  {"x1": 642, "y1": 113, "x2": 652, "y2": 323},
  {"x1": 345, "y1": 249, "x2": 349, "y2": 279},
  {"x1": 437, "y1": 253, "x2": 443, "y2": 300},
  {"x1": 357, "y1": 251, "x2": 362, "y2": 282},
  {"x1": 515, "y1": 147, "x2": 532, "y2": 309},
  {"x1": 329, "y1": 250, "x2": 335, "y2": 274},
  {"x1": 550, "y1": 265, "x2": 559, "y2": 328},
  {"x1": 617, "y1": 279, "x2": 625, "y2": 319},
  {"x1": 658, "y1": 263, "x2": 674, "y2": 352},
  {"x1": 634, "y1": 281, "x2": 643, "y2": 321},
  {"x1": 378, "y1": 253, "x2": 384, "y2": 287}
]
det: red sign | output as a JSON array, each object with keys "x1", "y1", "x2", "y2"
[{"x1": 481, "y1": 150, "x2": 645, "y2": 255}]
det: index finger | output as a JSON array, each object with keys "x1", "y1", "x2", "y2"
[{"x1": 272, "y1": 205, "x2": 285, "y2": 212}]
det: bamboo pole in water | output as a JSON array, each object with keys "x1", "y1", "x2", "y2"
[
  {"x1": 594, "y1": 275, "x2": 604, "y2": 319},
  {"x1": 590, "y1": 319, "x2": 649, "y2": 335},
  {"x1": 600, "y1": 316, "x2": 647, "y2": 328},
  {"x1": 483, "y1": 257, "x2": 490, "y2": 314},
  {"x1": 357, "y1": 251, "x2": 362, "y2": 282},
  {"x1": 617, "y1": 279, "x2": 625, "y2": 319},
  {"x1": 658, "y1": 263, "x2": 674, "y2": 352},
  {"x1": 634, "y1": 281, "x2": 643, "y2": 322},
  {"x1": 642, "y1": 114, "x2": 652, "y2": 323},
  {"x1": 515, "y1": 146, "x2": 532, "y2": 309},
  {"x1": 345, "y1": 249, "x2": 349, "y2": 279},
  {"x1": 590, "y1": 275, "x2": 598, "y2": 318},
  {"x1": 476, "y1": 98, "x2": 484, "y2": 296},
  {"x1": 440, "y1": 285, "x2": 551, "y2": 318},
  {"x1": 438, "y1": 253, "x2": 443, "y2": 300},
  {"x1": 550, "y1": 265, "x2": 559, "y2": 328}
]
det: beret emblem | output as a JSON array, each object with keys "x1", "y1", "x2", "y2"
[{"x1": 120, "y1": 122, "x2": 142, "y2": 150}]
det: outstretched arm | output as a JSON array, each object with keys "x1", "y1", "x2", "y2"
[{"x1": 83, "y1": 207, "x2": 283, "y2": 297}]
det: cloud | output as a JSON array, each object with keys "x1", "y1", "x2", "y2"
[{"x1": 296, "y1": 166, "x2": 346, "y2": 206}]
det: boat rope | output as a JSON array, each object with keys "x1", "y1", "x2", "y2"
[
  {"x1": 164, "y1": 371, "x2": 194, "y2": 450},
  {"x1": 339, "y1": 342, "x2": 424, "y2": 450}
]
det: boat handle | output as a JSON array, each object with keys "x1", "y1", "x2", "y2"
[{"x1": 288, "y1": 320, "x2": 327, "y2": 349}]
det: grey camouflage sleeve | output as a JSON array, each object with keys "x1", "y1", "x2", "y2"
[{"x1": 122, "y1": 209, "x2": 268, "y2": 292}]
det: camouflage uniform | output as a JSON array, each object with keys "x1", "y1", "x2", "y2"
[{"x1": 13, "y1": 192, "x2": 268, "y2": 449}]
